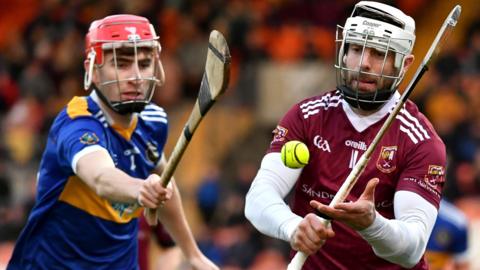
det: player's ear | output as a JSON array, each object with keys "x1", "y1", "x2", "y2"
[{"x1": 402, "y1": 55, "x2": 415, "y2": 73}]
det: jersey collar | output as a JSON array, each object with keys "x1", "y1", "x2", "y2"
[
  {"x1": 342, "y1": 91, "x2": 400, "y2": 133},
  {"x1": 90, "y1": 91, "x2": 139, "y2": 140}
]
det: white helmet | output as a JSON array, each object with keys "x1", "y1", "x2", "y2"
[{"x1": 335, "y1": 1, "x2": 416, "y2": 110}]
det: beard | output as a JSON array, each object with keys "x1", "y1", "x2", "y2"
[{"x1": 346, "y1": 71, "x2": 396, "y2": 92}]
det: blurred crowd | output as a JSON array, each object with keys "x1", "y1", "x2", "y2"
[{"x1": 0, "y1": 0, "x2": 479, "y2": 269}]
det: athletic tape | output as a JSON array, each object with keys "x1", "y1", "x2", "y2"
[
  {"x1": 197, "y1": 73, "x2": 214, "y2": 116},
  {"x1": 183, "y1": 126, "x2": 193, "y2": 141},
  {"x1": 208, "y1": 42, "x2": 228, "y2": 63}
]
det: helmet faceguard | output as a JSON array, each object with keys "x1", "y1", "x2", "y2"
[
  {"x1": 84, "y1": 14, "x2": 165, "y2": 114},
  {"x1": 335, "y1": 1, "x2": 415, "y2": 111}
]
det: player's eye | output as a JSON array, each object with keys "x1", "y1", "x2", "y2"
[
  {"x1": 373, "y1": 49, "x2": 386, "y2": 58},
  {"x1": 116, "y1": 61, "x2": 129, "y2": 68},
  {"x1": 350, "y1": 45, "x2": 362, "y2": 53},
  {"x1": 138, "y1": 59, "x2": 152, "y2": 69}
]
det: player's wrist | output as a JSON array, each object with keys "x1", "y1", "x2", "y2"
[
  {"x1": 285, "y1": 216, "x2": 304, "y2": 242},
  {"x1": 357, "y1": 211, "x2": 386, "y2": 238}
]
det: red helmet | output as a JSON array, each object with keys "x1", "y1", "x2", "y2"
[
  {"x1": 84, "y1": 14, "x2": 165, "y2": 114},
  {"x1": 85, "y1": 14, "x2": 159, "y2": 66}
]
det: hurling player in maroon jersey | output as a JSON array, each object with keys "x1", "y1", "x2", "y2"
[{"x1": 245, "y1": 1, "x2": 446, "y2": 269}]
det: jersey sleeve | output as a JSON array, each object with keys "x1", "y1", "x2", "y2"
[
  {"x1": 268, "y1": 103, "x2": 307, "y2": 153},
  {"x1": 56, "y1": 117, "x2": 108, "y2": 173},
  {"x1": 396, "y1": 139, "x2": 446, "y2": 208},
  {"x1": 451, "y1": 224, "x2": 468, "y2": 254}
]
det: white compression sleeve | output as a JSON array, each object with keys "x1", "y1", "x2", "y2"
[
  {"x1": 245, "y1": 152, "x2": 303, "y2": 242},
  {"x1": 358, "y1": 190, "x2": 438, "y2": 268}
]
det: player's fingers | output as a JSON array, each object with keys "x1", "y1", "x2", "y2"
[
  {"x1": 159, "y1": 185, "x2": 173, "y2": 201},
  {"x1": 293, "y1": 222, "x2": 322, "y2": 254},
  {"x1": 140, "y1": 189, "x2": 160, "y2": 206},
  {"x1": 145, "y1": 174, "x2": 172, "y2": 202},
  {"x1": 310, "y1": 200, "x2": 345, "y2": 220},
  {"x1": 294, "y1": 234, "x2": 320, "y2": 255},
  {"x1": 308, "y1": 215, "x2": 335, "y2": 239},
  {"x1": 359, "y1": 178, "x2": 379, "y2": 202},
  {"x1": 150, "y1": 180, "x2": 170, "y2": 200},
  {"x1": 138, "y1": 193, "x2": 157, "y2": 209},
  {"x1": 334, "y1": 202, "x2": 359, "y2": 212},
  {"x1": 146, "y1": 174, "x2": 164, "y2": 194},
  {"x1": 304, "y1": 225, "x2": 323, "y2": 247}
]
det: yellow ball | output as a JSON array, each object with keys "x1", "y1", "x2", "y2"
[{"x1": 281, "y1": 140, "x2": 310, "y2": 169}]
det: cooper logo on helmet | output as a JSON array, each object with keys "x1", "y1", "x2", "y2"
[{"x1": 362, "y1": 20, "x2": 381, "y2": 28}]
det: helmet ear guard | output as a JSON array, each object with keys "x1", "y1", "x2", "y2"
[{"x1": 84, "y1": 49, "x2": 96, "y2": 90}]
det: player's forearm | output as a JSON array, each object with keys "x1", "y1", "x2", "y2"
[
  {"x1": 357, "y1": 191, "x2": 437, "y2": 268},
  {"x1": 245, "y1": 176, "x2": 302, "y2": 241},
  {"x1": 156, "y1": 182, "x2": 203, "y2": 259},
  {"x1": 93, "y1": 167, "x2": 142, "y2": 203},
  {"x1": 75, "y1": 148, "x2": 142, "y2": 203},
  {"x1": 245, "y1": 153, "x2": 303, "y2": 241}
]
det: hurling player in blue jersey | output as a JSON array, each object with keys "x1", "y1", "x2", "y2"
[
  {"x1": 426, "y1": 200, "x2": 469, "y2": 270},
  {"x1": 8, "y1": 15, "x2": 218, "y2": 270}
]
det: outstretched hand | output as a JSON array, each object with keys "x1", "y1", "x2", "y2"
[{"x1": 310, "y1": 178, "x2": 379, "y2": 231}]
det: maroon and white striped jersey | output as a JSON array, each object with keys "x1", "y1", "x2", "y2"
[{"x1": 268, "y1": 90, "x2": 446, "y2": 270}]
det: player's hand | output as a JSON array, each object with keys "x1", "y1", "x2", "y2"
[
  {"x1": 290, "y1": 213, "x2": 335, "y2": 255},
  {"x1": 137, "y1": 174, "x2": 172, "y2": 209},
  {"x1": 188, "y1": 254, "x2": 219, "y2": 270},
  {"x1": 310, "y1": 178, "x2": 379, "y2": 231}
]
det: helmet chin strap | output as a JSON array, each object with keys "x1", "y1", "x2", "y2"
[
  {"x1": 93, "y1": 86, "x2": 147, "y2": 115},
  {"x1": 337, "y1": 85, "x2": 394, "y2": 111}
]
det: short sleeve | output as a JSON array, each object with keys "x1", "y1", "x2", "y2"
[
  {"x1": 397, "y1": 139, "x2": 447, "y2": 208},
  {"x1": 56, "y1": 117, "x2": 108, "y2": 172},
  {"x1": 451, "y1": 225, "x2": 468, "y2": 254},
  {"x1": 268, "y1": 103, "x2": 306, "y2": 153}
]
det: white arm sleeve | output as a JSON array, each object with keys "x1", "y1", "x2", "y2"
[
  {"x1": 358, "y1": 190, "x2": 438, "y2": 268},
  {"x1": 245, "y1": 152, "x2": 303, "y2": 242}
]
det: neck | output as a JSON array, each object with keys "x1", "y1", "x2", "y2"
[
  {"x1": 91, "y1": 91, "x2": 134, "y2": 128},
  {"x1": 350, "y1": 106, "x2": 378, "y2": 116}
]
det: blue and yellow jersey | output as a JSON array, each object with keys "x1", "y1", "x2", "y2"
[
  {"x1": 8, "y1": 94, "x2": 168, "y2": 270},
  {"x1": 426, "y1": 200, "x2": 469, "y2": 270}
]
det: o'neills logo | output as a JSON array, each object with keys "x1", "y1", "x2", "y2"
[
  {"x1": 363, "y1": 20, "x2": 381, "y2": 28},
  {"x1": 345, "y1": 140, "x2": 367, "y2": 151}
]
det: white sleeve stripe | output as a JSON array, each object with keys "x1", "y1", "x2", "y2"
[
  {"x1": 140, "y1": 116, "x2": 168, "y2": 123},
  {"x1": 301, "y1": 99, "x2": 342, "y2": 113},
  {"x1": 72, "y1": 145, "x2": 109, "y2": 173},
  {"x1": 140, "y1": 111, "x2": 167, "y2": 117},
  {"x1": 399, "y1": 125, "x2": 419, "y2": 144},
  {"x1": 400, "y1": 108, "x2": 430, "y2": 139},
  {"x1": 396, "y1": 115, "x2": 424, "y2": 140},
  {"x1": 145, "y1": 104, "x2": 165, "y2": 111},
  {"x1": 300, "y1": 96, "x2": 341, "y2": 112}
]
